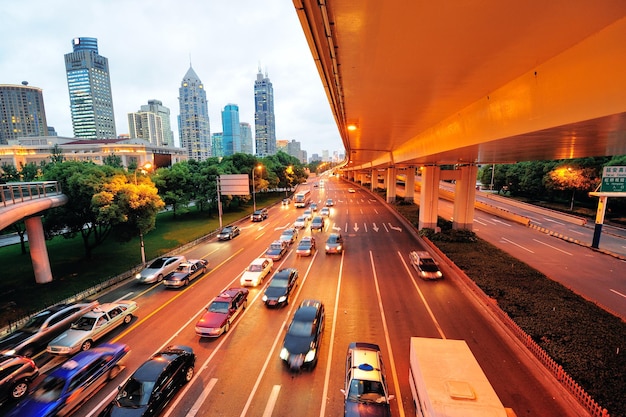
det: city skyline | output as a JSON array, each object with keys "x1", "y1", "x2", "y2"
[{"x1": 0, "y1": 0, "x2": 343, "y2": 158}]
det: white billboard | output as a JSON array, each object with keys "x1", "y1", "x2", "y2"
[{"x1": 219, "y1": 174, "x2": 250, "y2": 196}]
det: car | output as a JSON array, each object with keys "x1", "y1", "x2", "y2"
[
  {"x1": 163, "y1": 259, "x2": 208, "y2": 288},
  {"x1": 280, "y1": 300, "x2": 325, "y2": 371},
  {"x1": 303, "y1": 209, "x2": 313, "y2": 221},
  {"x1": 251, "y1": 208, "x2": 268, "y2": 222},
  {"x1": 195, "y1": 288, "x2": 249, "y2": 337},
  {"x1": 135, "y1": 256, "x2": 186, "y2": 284},
  {"x1": 320, "y1": 207, "x2": 330, "y2": 217},
  {"x1": 310, "y1": 203, "x2": 318, "y2": 212},
  {"x1": 217, "y1": 225, "x2": 240, "y2": 241},
  {"x1": 279, "y1": 227, "x2": 299, "y2": 245},
  {"x1": 265, "y1": 240, "x2": 289, "y2": 261},
  {"x1": 240, "y1": 258, "x2": 273, "y2": 287},
  {"x1": 348, "y1": 188, "x2": 356, "y2": 193},
  {"x1": 47, "y1": 301, "x2": 138, "y2": 355},
  {"x1": 296, "y1": 236, "x2": 316, "y2": 257},
  {"x1": 409, "y1": 251, "x2": 443, "y2": 280},
  {"x1": 0, "y1": 354, "x2": 38, "y2": 404},
  {"x1": 293, "y1": 215, "x2": 308, "y2": 229},
  {"x1": 325, "y1": 233, "x2": 344, "y2": 254},
  {"x1": 0, "y1": 302, "x2": 98, "y2": 357},
  {"x1": 262, "y1": 268, "x2": 299, "y2": 307},
  {"x1": 6, "y1": 343, "x2": 128, "y2": 417},
  {"x1": 325, "y1": 198, "x2": 334, "y2": 207},
  {"x1": 98, "y1": 345, "x2": 195, "y2": 417},
  {"x1": 310, "y1": 216, "x2": 325, "y2": 231},
  {"x1": 340, "y1": 342, "x2": 395, "y2": 417},
  {"x1": 282, "y1": 198, "x2": 290, "y2": 206}
]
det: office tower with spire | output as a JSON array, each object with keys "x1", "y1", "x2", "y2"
[
  {"x1": 221, "y1": 103, "x2": 241, "y2": 156},
  {"x1": 178, "y1": 65, "x2": 211, "y2": 161},
  {"x1": 140, "y1": 100, "x2": 174, "y2": 146},
  {"x1": 64, "y1": 37, "x2": 116, "y2": 139},
  {"x1": 0, "y1": 82, "x2": 48, "y2": 144},
  {"x1": 240, "y1": 122, "x2": 253, "y2": 154},
  {"x1": 254, "y1": 67, "x2": 276, "y2": 156}
]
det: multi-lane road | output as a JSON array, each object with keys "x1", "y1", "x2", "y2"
[{"x1": 8, "y1": 176, "x2": 592, "y2": 417}]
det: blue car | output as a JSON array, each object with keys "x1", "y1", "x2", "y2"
[{"x1": 6, "y1": 343, "x2": 129, "y2": 417}]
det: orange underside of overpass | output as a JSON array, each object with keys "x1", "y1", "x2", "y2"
[{"x1": 293, "y1": 0, "x2": 626, "y2": 170}]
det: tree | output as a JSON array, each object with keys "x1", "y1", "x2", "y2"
[
  {"x1": 49, "y1": 144, "x2": 65, "y2": 164},
  {"x1": 1, "y1": 164, "x2": 20, "y2": 182},
  {"x1": 103, "y1": 153, "x2": 123, "y2": 168},
  {"x1": 152, "y1": 162, "x2": 193, "y2": 217},
  {"x1": 19, "y1": 162, "x2": 41, "y2": 181},
  {"x1": 545, "y1": 165, "x2": 600, "y2": 210}
]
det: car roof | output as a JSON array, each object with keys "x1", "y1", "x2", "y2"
[
  {"x1": 50, "y1": 344, "x2": 126, "y2": 378},
  {"x1": 82, "y1": 303, "x2": 124, "y2": 317},
  {"x1": 273, "y1": 268, "x2": 296, "y2": 279},
  {"x1": 348, "y1": 342, "x2": 383, "y2": 382},
  {"x1": 250, "y1": 257, "x2": 269, "y2": 265},
  {"x1": 214, "y1": 288, "x2": 245, "y2": 302}
]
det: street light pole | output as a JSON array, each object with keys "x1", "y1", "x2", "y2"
[
  {"x1": 134, "y1": 162, "x2": 152, "y2": 265},
  {"x1": 252, "y1": 167, "x2": 257, "y2": 212}
]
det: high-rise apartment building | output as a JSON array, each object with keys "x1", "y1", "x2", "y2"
[
  {"x1": 127, "y1": 111, "x2": 164, "y2": 146},
  {"x1": 221, "y1": 104, "x2": 241, "y2": 156},
  {"x1": 0, "y1": 82, "x2": 48, "y2": 144},
  {"x1": 64, "y1": 37, "x2": 116, "y2": 139},
  {"x1": 254, "y1": 68, "x2": 276, "y2": 157},
  {"x1": 140, "y1": 100, "x2": 174, "y2": 146},
  {"x1": 178, "y1": 65, "x2": 211, "y2": 161},
  {"x1": 240, "y1": 122, "x2": 253, "y2": 154}
]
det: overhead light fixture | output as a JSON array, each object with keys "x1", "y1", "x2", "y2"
[{"x1": 347, "y1": 124, "x2": 358, "y2": 131}]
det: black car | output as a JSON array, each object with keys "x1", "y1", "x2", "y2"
[
  {"x1": 99, "y1": 345, "x2": 195, "y2": 417},
  {"x1": 217, "y1": 225, "x2": 240, "y2": 241},
  {"x1": 279, "y1": 299, "x2": 325, "y2": 371},
  {"x1": 0, "y1": 354, "x2": 39, "y2": 404},
  {"x1": 0, "y1": 302, "x2": 97, "y2": 357},
  {"x1": 262, "y1": 268, "x2": 299, "y2": 307}
]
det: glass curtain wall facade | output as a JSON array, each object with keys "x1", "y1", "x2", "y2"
[
  {"x1": 240, "y1": 122, "x2": 253, "y2": 154},
  {"x1": 64, "y1": 37, "x2": 116, "y2": 139},
  {"x1": 0, "y1": 83, "x2": 48, "y2": 144},
  {"x1": 178, "y1": 66, "x2": 211, "y2": 161},
  {"x1": 221, "y1": 103, "x2": 241, "y2": 156},
  {"x1": 254, "y1": 68, "x2": 276, "y2": 157}
]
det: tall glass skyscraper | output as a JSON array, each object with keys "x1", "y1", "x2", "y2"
[
  {"x1": 0, "y1": 82, "x2": 48, "y2": 144},
  {"x1": 240, "y1": 122, "x2": 253, "y2": 155},
  {"x1": 254, "y1": 68, "x2": 276, "y2": 156},
  {"x1": 221, "y1": 103, "x2": 241, "y2": 156},
  {"x1": 178, "y1": 65, "x2": 211, "y2": 161},
  {"x1": 64, "y1": 37, "x2": 116, "y2": 139}
]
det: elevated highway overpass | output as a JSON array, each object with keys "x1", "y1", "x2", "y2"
[{"x1": 293, "y1": 0, "x2": 626, "y2": 232}]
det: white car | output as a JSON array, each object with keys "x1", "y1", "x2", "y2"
[
  {"x1": 294, "y1": 215, "x2": 308, "y2": 229},
  {"x1": 303, "y1": 209, "x2": 313, "y2": 221},
  {"x1": 240, "y1": 258, "x2": 274, "y2": 287},
  {"x1": 135, "y1": 256, "x2": 186, "y2": 284}
]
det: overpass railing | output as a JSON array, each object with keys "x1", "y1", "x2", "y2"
[{"x1": 0, "y1": 181, "x2": 62, "y2": 207}]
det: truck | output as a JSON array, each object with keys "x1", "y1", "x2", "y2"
[{"x1": 409, "y1": 337, "x2": 516, "y2": 417}]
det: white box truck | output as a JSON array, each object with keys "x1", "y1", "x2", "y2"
[{"x1": 409, "y1": 337, "x2": 516, "y2": 417}]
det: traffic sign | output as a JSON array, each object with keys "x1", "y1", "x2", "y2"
[{"x1": 600, "y1": 166, "x2": 626, "y2": 193}]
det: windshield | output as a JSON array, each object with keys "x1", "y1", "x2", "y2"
[
  {"x1": 176, "y1": 265, "x2": 191, "y2": 272},
  {"x1": 209, "y1": 301, "x2": 229, "y2": 314},
  {"x1": 269, "y1": 278, "x2": 288, "y2": 288},
  {"x1": 420, "y1": 259, "x2": 439, "y2": 272},
  {"x1": 32, "y1": 376, "x2": 65, "y2": 402},
  {"x1": 298, "y1": 242, "x2": 311, "y2": 248},
  {"x1": 116, "y1": 377, "x2": 154, "y2": 407},
  {"x1": 287, "y1": 320, "x2": 313, "y2": 337},
  {"x1": 248, "y1": 264, "x2": 263, "y2": 272},
  {"x1": 22, "y1": 311, "x2": 52, "y2": 332},
  {"x1": 148, "y1": 258, "x2": 167, "y2": 268},
  {"x1": 71, "y1": 316, "x2": 96, "y2": 331},
  {"x1": 347, "y1": 379, "x2": 386, "y2": 403}
]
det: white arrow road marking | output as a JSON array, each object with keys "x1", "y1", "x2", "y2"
[
  {"x1": 274, "y1": 223, "x2": 290, "y2": 231},
  {"x1": 372, "y1": 223, "x2": 379, "y2": 232},
  {"x1": 353, "y1": 223, "x2": 360, "y2": 232},
  {"x1": 388, "y1": 223, "x2": 402, "y2": 232}
]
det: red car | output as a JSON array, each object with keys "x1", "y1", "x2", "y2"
[{"x1": 195, "y1": 288, "x2": 249, "y2": 337}]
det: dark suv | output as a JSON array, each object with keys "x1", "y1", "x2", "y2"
[
  {"x1": 0, "y1": 354, "x2": 39, "y2": 404},
  {"x1": 251, "y1": 208, "x2": 268, "y2": 222}
]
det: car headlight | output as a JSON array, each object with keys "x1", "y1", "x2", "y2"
[
  {"x1": 262, "y1": 295, "x2": 268, "y2": 302},
  {"x1": 280, "y1": 347, "x2": 289, "y2": 360},
  {"x1": 336, "y1": 245, "x2": 342, "y2": 251},
  {"x1": 278, "y1": 296, "x2": 287, "y2": 303},
  {"x1": 135, "y1": 273, "x2": 142, "y2": 279},
  {"x1": 4, "y1": 349, "x2": 16, "y2": 356},
  {"x1": 304, "y1": 348, "x2": 317, "y2": 362},
  {"x1": 325, "y1": 245, "x2": 330, "y2": 250}
]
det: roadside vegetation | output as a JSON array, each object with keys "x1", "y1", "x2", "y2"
[{"x1": 394, "y1": 201, "x2": 626, "y2": 417}]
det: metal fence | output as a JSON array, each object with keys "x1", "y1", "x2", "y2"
[{"x1": 0, "y1": 181, "x2": 62, "y2": 207}]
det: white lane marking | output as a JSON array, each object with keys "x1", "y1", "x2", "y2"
[
  {"x1": 532, "y1": 239, "x2": 573, "y2": 256},
  {"x1": 319, "y1": 250, "x2": 345, "y2": 417},
  {"x1": 568, "y1": 228, "x2": 585, "y2": 235},
  {"x1": 475, "y1": 216, "x2": 496, "y2": 225},
  {"x1": 610, "y1": 289, "x2": 626, "y2": 299},
  {"x1": 545, "y1": 218, "x2": 565, "y2": 225},
  {"x1": 383, "y1": 223, "x2": 389, "y2": 232},
  {"x1": 262, "y1": 385, "x2": 281, "y2": 417},
  {"x1": 374, "y1": 209, "x2": 379, "y2": 214},
  {"x1": 501, "y1": 237, "x2": 535, "y2": 253},
  {"x1": 369, "y1": 252, "x2": 405, "y2": 417},
  {"x1": 492, "y1": 219, "x2": 512, "y2": 227},
  {"x1": 187, "y1": 378, "x2": 218, "y2": 417},
  {"x1": 473, "y1": 218, "x2": 488, "y2": 226},
  {"x1": 364, "y1": 223, "x2": 368, "y2": 233}
]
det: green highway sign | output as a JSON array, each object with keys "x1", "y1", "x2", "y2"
[{"x1": 600, "y1": 166, "x2": 626, "y2": 192}]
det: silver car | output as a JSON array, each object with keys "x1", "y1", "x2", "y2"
[
  {"x1": 47, "y1": 301, "x2": 138, "y2": 355},
  {"x1": 135, "y1": 256, "x2": 186, "y2": 284}
]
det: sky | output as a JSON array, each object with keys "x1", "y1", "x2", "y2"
[{"x1": 0, "y1": 0, "x2": 344, "y2": 159}]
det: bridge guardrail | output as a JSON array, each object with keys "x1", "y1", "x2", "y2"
[{"x1": 1, "y1": 181, "x2": 62, "y2": 207}]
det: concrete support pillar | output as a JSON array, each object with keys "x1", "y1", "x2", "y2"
[
  {"x1": 24, "y1": 216, "x2": 53, "y2": 284},
  {"x1": 452, "y1": 165, "x2": 478, "y2": 230},
  {"x1": 405, "y1": 167, "x2": 416, "y2": 202},
  {"x1": 419, "y1": 166, "x2": 440, "y2": 230},
  {"x1": 386, "y1": 167, "x2": 397, "y2": 203},
  {"x1": 370, "y1": 169, "x2": 376, "y2": 192}
]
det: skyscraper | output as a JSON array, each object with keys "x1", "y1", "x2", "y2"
[
  {"x1": 240, "y1": 122, "x2": 253, "y2": 155},
  {"x1": 0, "y1": 82, "x2": 48, "y2": 144},
  {"x1": 140, "y1": 100, "x2": 174, "y2": 146},
  {"x1": 64, "y1": 37, "x2": 116, "y2": 139},
  {"x1": 254, "y1": 67, "x2": 276, "y2": 157},
  {"x1": 178, "y1": 65, "x2": 211, "y2": 161},
  {"x1": 221, "y1": 103, "x2": 241, "y2": 156},
  {"x1": 211, "y1": 132, "x2": 224, "y2": 158},
  {"x1": 127, "y1": 111, "x2": 164, "y2": 146}
]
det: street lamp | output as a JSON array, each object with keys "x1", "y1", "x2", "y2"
[
  {"x1": 134, "y1": 162, "x2": 153, "y2": 185},
  {"x1": 133, "y1": 162, "x2": 153, "y2": 264},
  {"x1": 252, "y1": 165, "x2": 262, "y2": 212}
]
